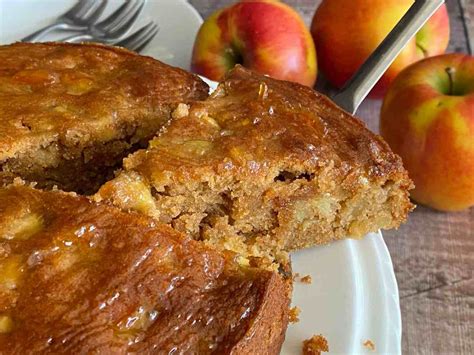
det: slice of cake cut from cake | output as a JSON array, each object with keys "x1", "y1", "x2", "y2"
[
  {"x1": 0, "y1": 42, "x2": 208, "y2": 194},
  {"x1": 95, "y1": 65, "x2": 413, "y2": 260},
  {"x1": 0, "y1": 182, "x2": 290, "y2": 354}
]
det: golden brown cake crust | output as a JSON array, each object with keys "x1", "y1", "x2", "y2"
[
  {"x1": 0, "y1": 184, "x2": 289, "y2": 354},
  {"x1": 131, "y1": 65, "x2": 408, "y2": 182},
  {"x1": 0, "y1": 42, "x2": 208, "y2": 159},
  {"x1": 97, "y1": 65, "x2": 413, "y2": 253},
  {"x1": 0, "y1": 42, "x2": 208, "y2": 193}
]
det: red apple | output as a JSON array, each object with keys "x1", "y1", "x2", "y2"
[
  {"x1": 311, "y1": 0, "x2": 450, "y2": 97},
  {"x1": 380, "y1": 53, "x2": 474, "y2": 211},
  {"x1": 191, "y1": 0, "x2": 317, "y2": 87}
]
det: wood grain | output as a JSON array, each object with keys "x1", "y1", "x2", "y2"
[{"x1": 189, "y1": 1, "x2": 474, "y2": 354}]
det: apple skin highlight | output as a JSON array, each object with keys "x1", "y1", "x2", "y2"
[{"x1": 380, "y1": 54, "x2": 474, "y2": 211}]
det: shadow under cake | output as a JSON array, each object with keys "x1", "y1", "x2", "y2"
[{"x1": 0, "y1": 42, "x2": 208, "y2": 194}]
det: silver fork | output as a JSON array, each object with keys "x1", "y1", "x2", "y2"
[
  {"x1": 59, "y1": 0, "x2": 146, "y2": 44},
  {"x1": 115, "y1": 22, "x2": 159, "y2": 52},
  {"x1": 61, "y1": 21, "x2": 159, "y2": 52},
  {"x1": 22, "y1": 0, "x2": 108, "y2": 42}
]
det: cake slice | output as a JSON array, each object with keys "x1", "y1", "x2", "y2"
[
  {"x1": 0, "y1": 183, "x2": 290, "y2": 354},
  {"x1": 0, "y1": 42, "x2": 208, "y2": 194},
  {"x1": 96, "y1": 65, "x2": 413, "y2": 260}
]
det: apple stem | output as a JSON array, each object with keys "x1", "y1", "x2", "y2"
[
  {"x1": 416, "y1": 43, "x2": 428, "y2": 58},
  {"x1": 445, "y1": 67, "x2": 455, "y2": 96}
]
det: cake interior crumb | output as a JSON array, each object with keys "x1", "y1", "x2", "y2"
[{"x1": 302, "y1": 334, "x2": 329, "y2": 355}]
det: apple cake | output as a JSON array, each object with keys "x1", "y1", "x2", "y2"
[
  {"x1": 0, "y1": 182, "x2": 290, "y2": 354},
  {"x1": 95, "y1": 65, "x2": 413, "y2": 263},
  {"x1": 0, "y1": 42, "x2": 208, "y2": 194}
]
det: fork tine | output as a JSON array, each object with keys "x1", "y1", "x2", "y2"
[
  {"x1": 108, "y1": 1, "x2": 145, "y2": 36},
  {"x1": 73, "y1": 0, "x2": 99, "y2": 18},
  {"x1": 116, "y1": 22, "x2": 158, "y2": 51},
  {"x1": 81, "y1": 0, "x2": 108, "y2": 24},
  {"x1": 97, "y1": 1, "x2": 135, "y2": 30},
  {"x1": 127, "y1": 25, "x2": 159, "y2": 52},
  {"x1": 132, "y1": 26, "x2": 159, "y2": 52},
  {"x1": 116, "y1": 22, "x2": 154, "y2": 46},
  {"x1": 64, "y1": 0, "x2": 92, "y2": 17}
]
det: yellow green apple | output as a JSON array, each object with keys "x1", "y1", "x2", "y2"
[
  {"x1": 311, "y1": 0, "x2": 450, "y2": 97},
  {"x1": 380, "y1": 53, "x2": 474, "y2": 211},
  {"x1": 191, "y1": 0, "x2": 317, "y2": 87}
]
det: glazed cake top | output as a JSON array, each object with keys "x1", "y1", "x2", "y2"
[
  {"x1": 0, "y1": 42, "x2": 208, "y2": 160},
  {"x1": 124, "y1": 65, "x2": 411, "y2": 188},
  {"x1": 0, "y1": 183, "x2": 288, "y2": 353}
]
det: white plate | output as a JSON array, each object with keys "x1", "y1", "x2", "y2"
[{"x1": 0, "y1": 1, "x2": 401, "y2": 353}]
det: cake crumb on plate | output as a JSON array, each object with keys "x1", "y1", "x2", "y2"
[
  {"x1": 302, "y1": 334, "x2": 329, "y2": 355},
  {"x1": 289, "y1": 306, "x2": 301, "y2": 323},
  {"x1": 293, "y1": 273, "x2": 313, "y2": 284},
  {"x1": 363, "y1": 339, "x2": 376, "y2": 351}
]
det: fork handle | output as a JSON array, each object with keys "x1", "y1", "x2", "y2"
[
  {"x1": 22, "y1": 23, "x2": 87, "y2": 42},
  {"x1": 331, "y1": 0, "x2": 445, "y2": 114}
]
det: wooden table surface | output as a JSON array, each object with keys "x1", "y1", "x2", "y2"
[{"x1": 189, "y1": 1, "x2": 473, "y2": 353}]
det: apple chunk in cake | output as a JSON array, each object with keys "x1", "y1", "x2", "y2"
[{"x1": 96, "y1": 65, "x2": 413, "y2": 259}]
